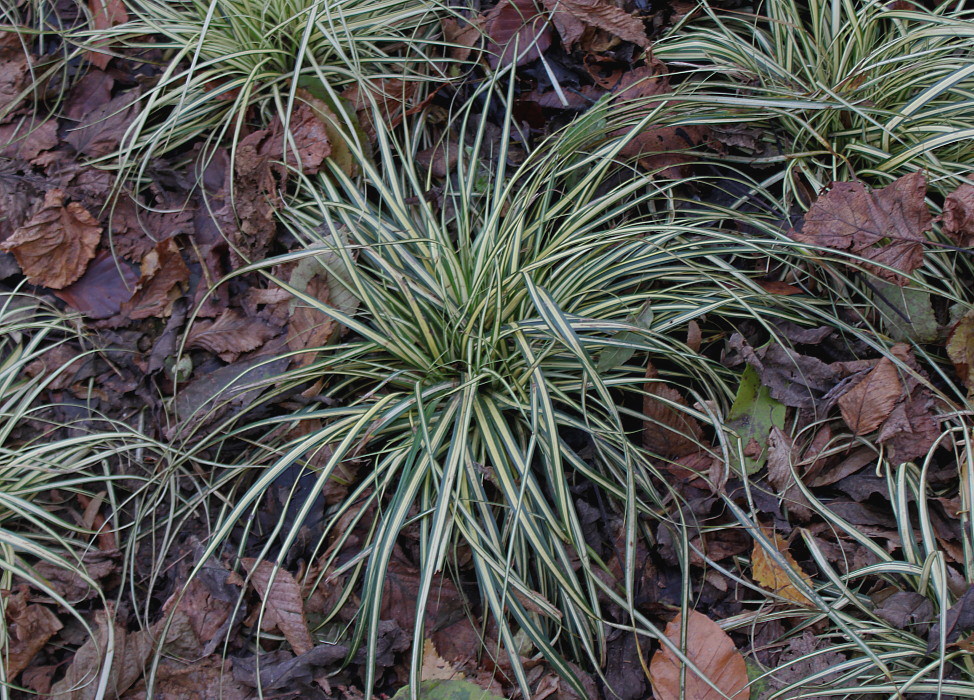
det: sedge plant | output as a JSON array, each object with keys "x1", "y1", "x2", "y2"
[{"x1": 151, "y1": 78, "x2": 948, "y2": 696}]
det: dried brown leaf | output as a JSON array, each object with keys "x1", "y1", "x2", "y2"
[
  {"x1": 86, "y1": 0, "x2": 129, "y2": 69},
  {"x1": 643, "y1": 362, "x2": 704, "y2": 459},
  {"x1": 4, "y1": 587, "x2": 63, "y2": 679},
  {"x1": 119, "y1": 657, "x2": 253, "y2": 700},
  {"x1": 240, "y1": 559, "x2": 314, "y2": 655},
  {"x1": 0, "y1": 118, "x2": 58, "y2": 161},
  {"x1": 875, "y1": 388, "x2": 940, "y2": 462},
  {"x1": 65, "y1": 91, "x2": 140, "y2": 158},
  {"x1": 122, "y1": 239, "x2": 191, "y2": 320},
  {"x1": 483, "y1": 0, "x2": 553, "y2": 68},
  {"x1": 837, "y1": 358, "x2": 902, "y2": 434},
  {"x1": 649, "y1": 610, "x2": 750, "y2": 700},
  {"x1": 791, "y1": 172, "x2": 932, "y2": 285},
  {"x1": 944, "y1": 183, "x2": 974, "y2": 247},
  {"x1": 187, "y1": 309, "x2": 277, "y2": 362},
  {"x1": 32, "y1": 549, "x2": 118, "y2": 602},
  {"x1": 441, "y1": 17, "x2": 484, "y2": 61},
  {"x1": 273, "y1": 98, "x2": 332, "y2": 175},
  {"x1": 53, "y1": 250, "x2": 139, "y2": 319},
  {"x1": 948, "y1": 309, "x2": 974, "y2": 391},
  {"x1": 1, "y1": 188, "x2": 101, "y2": 289},
  {"x1": 541, "y1": 0, "x2": 648, "y2": 47},
  {"x1": 751, "y1": 529, "x2": 813, "y2": 606},
  {"x1": 0, "y1": 50, "x2": 28, "y2": 111}
]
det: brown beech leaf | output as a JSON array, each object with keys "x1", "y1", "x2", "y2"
[
  {"x1": 540, "y1": 0, "x2": 648, "y2": 47},
  {"x1": 0, "y1": 118, "x2": 58, "y2": 161},
  {"x1": 751, "y1": 528, "x2": 813, "y2": 606},
  {"x1": 649, "y1": 610, "x2": 750, "y2": 700},
  {"x1": 53, "y1": 249, "x2": 139, "y2": 319},
  {"x1": 4, "y1": 586, "x2": 63, "y2": 679},
  {"x1": 1, "y1": 189, "x2": 101, "y2": 289},
  {"x1": 240, "y1": 559, "x2": 314, "y2": 655},
  {"x1": 837, "y1": 358, "x2": 902, "y2": 435},
  {"x1": 943, "y1": 183, "x2": 974, "y2": 247},
  {"x1": 483, "y1": 0, "x2": 553, "y2": 68},
  {"x1": 86, "y1": 0, "x2": 129, "y2": 69},
  {"x1": 643, "y1": 361, "x2": 704, "y2": 459},
  {"x1": 65, "y1": 90, "x2": 140, "y2": 158},
  {"x1": 122, "y1": 239, "x2": 191, "y2": 320},
  {"x1": 947, "y1": 309, "x2": 974, "y2": 390},
  {"x1": 791, "y1": 171, "x2": 932, "y2": 285},
  {"x1": 187, "y1": 309, "x2": 277, "y2": 362}
]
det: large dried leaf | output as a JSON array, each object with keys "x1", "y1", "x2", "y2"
[
  {"x1": 86, "y1": 0, "x2": 128, "y2": 69},
  {"x1": 483, "y1": 0, "x2": 553, "y2": 68},
  {"x1": 649, "y1": 610, "x2": 750, "y2": 700},
  {"x1": 65, "y1": 91, "x2": 140, "y2": 158},
  {"x1": 791, "y1": 172, "x2": 932, "y2": 285},
  {"x1": 751, "y1": 529, "x2": 813, "y2": 606},
  {"x1": 943, "y1": 183, "x2": 974, "y2": 247},
  {"x1": 187, "y1": 309, "x2": 277, "y2": 362},
  {"x1": 4, "y1": 587, "x2": 63, "y2": 678},
  {"x1": 837, "y1": 358, "x2": 902, "y2": 434},
  {"x1": 53, "y1": 249, "x2": 139, "y2": 319},
  {"x1": 240, "y1": 559, "x2": 314, "y2": 655},
  {"x1": 540, "y1": 0, "x2": 648, "y2": 47},
  {"x1": 1, "y1": 188, "x2": 101, "y2": 289},
  {"x1": 643, "y1": 362, "x2": 704, "y2": 459},
  {"x1": 947, "y1": 309, "x2": 974, "y2": 391}
]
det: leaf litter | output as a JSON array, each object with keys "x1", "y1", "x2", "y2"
[{"x1": 2, "y1": 0, "x2": 973, "y2": 697}]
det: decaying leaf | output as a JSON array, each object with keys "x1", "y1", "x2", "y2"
[
  {"x1": 726, "y1": 365, "x2": 786, "y2": 475},
  {"x1": 65, "y1": 91, "x2": 140, "y2": 158},
  {"x1": 837, "y1": 358, "x2": 902, "y2": 435},
  {"x1": 483, "y1": 0, "x2": 553, "y2": 68},
  {"x1": 928, "y1": 583, "x2": 974, "y2": 653},
  {"x1": 540, "y1": 0, "x2": 648, "y2": 48},
  {"x1": 751, "y1": 529, "x2": 813, "y2": 606},
  {"x1": 119, "y1": 656, "x2": 253, "y2": 700},
  {"x1": 649, "y1": 610, "x2": 750, "y2": 700},
  {"x1": 4, "y1": 586, "x2": 63, "y2": 679},
  {"x1": 391, "y1": 680, "x2": 504, "y2": 700},
  {"x1": 32, "y1": 550, "x2": 118, "y2": 602},
  {"x1": 422, "y1": 638, "x2": 463, "y2": 681},
  {"x1": 187, "y1": 309, "x2": 277, "y2": 362},
  {"x1": 947, "y1": 309, "x2": 974, "y2": 391},
  {"x1": 122, "y1": 239, "x2": 191, "y2": 320},
  {"x1": 86, "y1": 0, "x2": 129, "y2": 69},
  {"x1": 790, "y1": 171, "x2": 933, "y2": 285},
  {"x1": 943, "y1": 183, "x2": 974, "y2": 247},
  {"x1": 240, "y1": 559, "x2": 314, "y2": 655},
  {"x1": 53, "y1": 249, "x2": 139, "y2": 319},
  {"x1": 643, "y1": 361, "x2": 705, "y2": 459},
  {"x1": 287, "y1": 258, "x2": 338, "y2": 367},
  {"x1": 1, "y1": 188, "x2": 101, "y2": 289}
]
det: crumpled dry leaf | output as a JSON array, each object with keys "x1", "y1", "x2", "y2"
[
  {"x1": 790, "y1": 171, "x2": 932, "y2": 285},
  {"x1": 421, "y1": 638, "x2": 463, "y2": 681},
  {"x1": 947, "y1": 309, "x2": 974, "y2": 391},
  {"x1": 4, "y1": 586, "x2": 63, "y2": 679},
  {"x1": 65, "y1": 90, "x2": 140, "y2": 158},
  {"x1": 122, "y1": 239, "x2": 191, "y2": 320},
  {"x1": 86, "y1": 0, "x2": 129, "y2": 69},
  {"x1": 751, "y1": 529, "x2": 813, "y2": 606},
  {"x1": 33, "y1": 549, "x2": 118, "y2": 602},
  {"x1": 540, "y1": 0, "x2": 648, "y2": 48},
  {"x1": 1, "y1": 188, "x2": 101, "y2": 289},
  {"x1": 119, "y1": 656, "x2": 253, "y2": 700},
  {"x1": 649, "y1": 610, "x2": 750, "y2": 700},
  {"x1": 727, "y1": 334, "x2": 836, "y2": 410},
  {"x1": 643, "y1": 361, "x2": 704, "y2": 459},
  {"x1": 943, "y1": 183, "x2": 974, "y2": 247},
  {"x1": 0, "y1": 118, "x2": 58, "y2": 161},
  {"x1": 766, "y1": 427, "x2": 812, "y2": 521},
  {"x1": 240, "y1": 559, "x2": 314, "y2": 655},
  {"x1": 483, "y1": 0, "x2": 553, "y2": 68},
  {"x1": 271, "y1": 97, "x2": 332, "y2": 175},
  {"x1": 837, "y1": 357, "x2": 902, "y2": 435},
  {"x1": 187, "y1": 309, "x2": 278, "y2": 362},
  {"x1": 53, "y1": 250, "x2": 139, "y2": 319},
  {"x1": 50, "y1": 606, "x2": 198, "y2": 700}
]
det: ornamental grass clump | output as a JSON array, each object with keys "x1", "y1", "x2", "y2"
[
  {"x1": 652, "y1": 0, "x2": 974, "y2": 203},
  {"x1": 169, "y1": 89, "x2": 906, "y2": 695}
]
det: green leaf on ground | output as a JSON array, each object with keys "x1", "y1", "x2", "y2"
[
  {"x1": 727, "y1": 364, "x2": 786, "y2": 475},
  {"x1": 873, "y1": 280, "x2": 939, "y2": 343}
]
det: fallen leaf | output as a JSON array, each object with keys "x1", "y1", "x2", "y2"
[
  {"x1": 928, "y1": 583, "x2": 974, "y2": 653},
  {"x1": 943, "y1": 183, "x2": 974, "y2": 247},
  {"x1": 874, "y1": 387, "x2": 940, "y2": 461},
  {"x1": 791, "y1": 171, "x2": 933, "y2": 285},
  {"x1": 643, "y1": 361, "x2": 704, "y2": 459},
  {"x1": 441, "y1": 16, "x2": 485, "y2": 62},
  {"x1": 947, "y1": 309, "x2": 974, "y2": 391},
  {"x1": 871, "y1": 279, "x2": 939, "y2": 343},
  {"x1": 649, "y1": 610, "x2": 750, "y2": 700},
  {"x1": 483, "y1": 0, "x2": 553, "y2": 68},
  {"x1": 4, "y1": 586, "x2": 63, "y2": 679},
  {"x1": 32, "y1": 549, "x2": 118, "y2": 602},
  {"x1": 119, "y1": 656, "x2": 253, "y2": 700},
  {"x1": 751, "y1": 529, "x2": 813, "y2": 606},
  {"x1": 0, "y1": 49, "x2": 28, "y2": 111},
  {"x1": 122, "y1": 239, "x2": 191, "y2": 320},
  {"x1": 766, "y1": 427, "x2": 812, "y2": 520},
  {"x1": 287, "y1": 258, "x2": 338, "y2": 367},
  {"x1": 1, "y1": 188, "x2": 101, "y2": 289},
  {"x1": 0, "y1": 118, "x2": 58, "y2": 161},
  {"x1": 726, "y1": 364, "x2": 786, "y2": 474},
  {"x1": 240, "y1": 559, "x2": 314, "y2": 655},
  {"x1": 274, "y1": 97, "x2": 332, "y2": 175},
  {"x1": 65, "y1": 90, "x2": 140, "y2": 158},
  {"x1": 873, "y1": 591, "x2": 934, "y2": 632},
  {"x1": 231, "y1": 645, "x2": 348, "y2": 692},
  {"x1": 390, "y1": 680, "x2": 503, "y2": 699},
  {"x1": 187, "y1": 309, "x2": 277, "y2": 362},
  {"x1": 53, "y1": 249, "x2": 139, "y2": 319},
  {"x1": 728, "y1": 334, "x2": 836, "y2": 410},
  {"x1": 86, "y1": 0, "x2": 129, "y2": 69},
  {"x1": 837, "y1": 358, "x2": 902, "y2": 434},
  {"x1": 422, "y1": 638, "x2": 462, "y2": 681},
  {"x1": 540, "y1": 0, "x2": 648, "y2": 48}
]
